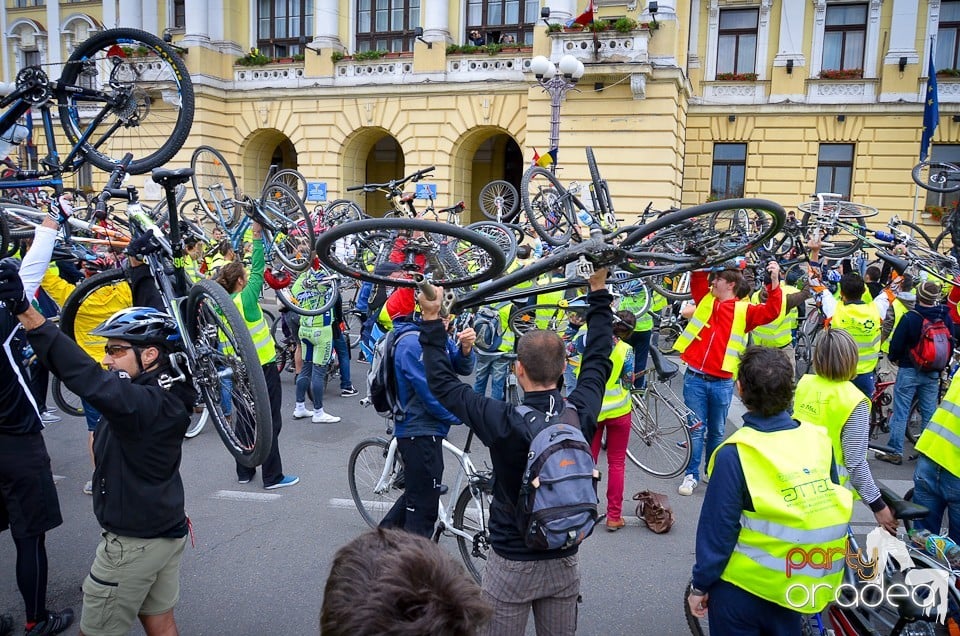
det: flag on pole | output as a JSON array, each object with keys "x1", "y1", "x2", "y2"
[
  {"x1": 536, "y1": 148, "x2": 558, "y2": 168},
  {"x1": 921, "y1": 48, "x2": 939, "y2": 161},
  {"x1": 567, "y1": 1, "x2": 595, "y2": 27},
  {"x1": 531, "y1": 148, "x2": 540, "y2": 167}
]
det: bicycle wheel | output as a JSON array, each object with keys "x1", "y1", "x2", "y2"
[
  {"x1": 453, "y1": 480, "x2": 493, "y2": 585},
  {"x1": 322, "y1": 199, "x2": 364, "y2": 227},
  {"x1": 52, "y1": 376, "x2": 84, "y2": 417},
  {"x1": 651, "y1": 271, "x2": 692, "y2": 302},
  {"x1": 269, "y1": 169, "x2": 307, "y2": 202},
  {"x1": 260, "y1": 182, "x2": 314, "y2": 272},
  {"x1": 895, "y1": 220, "x2": 934, "y2": 250},
  {"x1": 684, "y1": 584, "x2": 707, "y2": 636},
  {"x1": 466, "y1": 221, "x2": 517, "y2": 268},
  {"x1": 913, "y1": 161, "x2": 960, "y2": 193},
  {"x1": 348, "y1": 437, "x2": 403, "y2": 528},
  {"x1": 794, "y1": 332, "x2": 814, "y2": 379},
  {"x1": 316, "y1": 218, "x2": 505, "y2": 289},
  {"x1": 57, "y1": 28, "x2": 194, "y2": 175},
  {"x1": 191, "y1": 146, "x2": 240, "y2": 228},
  {"x1": 934, "y1": 227, "x2": 957, "y2": 260},
  {"x1": 344, "y1": 309, "x2": 364, "y2": 349},
  {"x1": 275, "y1": 265, "x2": 339, "y2": 316},
  {"x1": 184, "y1": 279, "x2": 272, "y2": 468},
  {"x1": 478, "y1": 180, "x2": 519, "y2": 221},
  {"x1": 657, "y1": 323, "x2": 682, "y2": 354},
  {"x1": 799, "y1": 211, "x2": 866, "y2": 259},
  {"x1": 586, "y1": 146, "x2": 613, "y2": 217},
  {"x1": 626, "y1": 389, "x2": 692, "y2": 479},
  {"x1": 905, "y1": 400, "x2": 925, "y2": 444},
  {"x1": 59, "y1": 268, "x2": 133, "y2": 349},
  {"x1": 521, "y1": 167, "x2": 574, "y2": 247},
  {"x1": 269, "y1": 314, "x2": 291, "y2": 373},
  {"x1": 623, "y1": 199, "x2": 785, "y2": 272}
]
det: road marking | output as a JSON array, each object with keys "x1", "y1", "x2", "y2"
[
  {"x1": 53, "y1": 474, "x2": 66, "y2": 483},
  {"x1": 212, "y1": 490, "x2": 282, "y2": 501},
  {"x1": 329, "y1": 497, "x2": 390, "y2": 511}
]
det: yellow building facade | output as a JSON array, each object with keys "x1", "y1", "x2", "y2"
[{"x1": 1, "y1": 0, "x2": 956, "y2": 230}]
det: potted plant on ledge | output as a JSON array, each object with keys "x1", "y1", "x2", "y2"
[
  {"x1": 236, "y1": 48, "x2": 271, "y2": 66},
  {"x1": 819, "y1": 68, "x2": 863, "y2": 80},
  {"x1": 715, "y1": 72, "x2": 758, "y2": 81}
]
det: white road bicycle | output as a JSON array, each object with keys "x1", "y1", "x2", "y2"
[{"x1": 348, "y1": 427, "x2": 494, "y2": 584}]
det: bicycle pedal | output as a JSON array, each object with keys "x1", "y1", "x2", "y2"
[{"x1": 575, "y1": 256, "x2": 594, "y2": 278}]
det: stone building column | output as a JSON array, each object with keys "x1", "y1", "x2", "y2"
[
  {"x1": 312, "y1": 0, "x2": 343, "y2": 50},
  {"x1": 117, "y1": 0, "x2": 142, "y2": 29},
  {"x1": 422, "y1": 0, "x2": 451, "y2": 45},
  {"x1": 545, "y1": 0, "x2": 576, "y2": 26},
  {"x1": 773, "y1": 0, "x2": 806, "y2": 69},
  {"x1": 45, "y1": 1, "x2": 60, "y2": 66},
  {"x1": 180, "y1": 0, "x2": 211, "y2": 48},
  {"x1": 884, "y1": 0, "x2": 920, "y2": 66}
]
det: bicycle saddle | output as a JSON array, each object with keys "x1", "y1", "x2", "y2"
[
  {"x1": 399, "y1": 192, "x2": 415, "y2": 203},
  {"x1": 877, "y1": 482, "x2": 929, "y2": 521},
  {"x1": 151, "y1": 167, "x2": 194, "y2": 187},
  {"x1": 649, "y1": 347, "x2": 679, "y2": 382},
  {"x1": 439, "y1": 201, "x2": 465, "y2": 214}
]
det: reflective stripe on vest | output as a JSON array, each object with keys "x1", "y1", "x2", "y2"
[
  {"x1": 534, "y1": 287, "x2": 566, "y2": 330},
  {"x1": 880, "y1": 299, "x2": 909, "y2": 354},
  {"x1": 750, "y1": 285, "x2": 798, "y2": 348},
  {"x1": 919, "y1": 376, "x2": 960, "y2": 477},
  {"x1": 793, "y1": 374, "x2": 868, "y2": 497},
  {"x1": 674, "y1": 296, "x2": 749, "y2": 376},
  {"x1": 232, "y1": 294, "x2": 275, "y2": 366},
  {"x1": 833, "y1": 302, "x2": 882, "y2": 374},
  {"x1": 712, "y1": 423, "x2": 854, "y2": 612},
  {"x1": 599, "y1": 340, "x2": 632, "y2": 420},
  {"x1": 183, "y1": 254, "x2": 203, "y2": 283}
]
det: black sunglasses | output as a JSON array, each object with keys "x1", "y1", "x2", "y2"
[{"x1": 104, "y1": 344, "x2": 135, "y2": 356}]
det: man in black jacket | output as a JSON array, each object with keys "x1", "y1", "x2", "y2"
[
  {"x1": 418, "y1": 268, "x2": 613, "y2": 636},
  {"x1": 0, "y1": 246, "x2": 196, "y2": 636}
]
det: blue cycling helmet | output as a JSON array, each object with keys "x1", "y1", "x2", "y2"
[{"x1": 91, "y1": 307, "x2": 181, "y2": 347}]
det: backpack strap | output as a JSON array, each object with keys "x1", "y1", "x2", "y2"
[{"x1": 390, "y1": 329, "x2": 420, "y2": 419}]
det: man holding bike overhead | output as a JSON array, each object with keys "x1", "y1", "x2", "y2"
[
  {"x1": 419, "y1": 268, "x2": 613, "y2": 636},
  {"x1": 674, "y1": 260, "x2": 782, "y2": 497}
]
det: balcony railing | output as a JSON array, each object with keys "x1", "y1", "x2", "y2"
[{"x1": 549, "y1": 29, "x2": 650, "y2": 65}]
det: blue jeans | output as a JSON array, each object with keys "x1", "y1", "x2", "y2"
[
  {"x1": 473, "y1": 353, "x2": 509, "y2": 401},
  {"x1": 851, "y1": 371, "x2": 875, "y2": 400},
  {"x1": 626, "y1": 330, "x2": 652, "y2": 390},
  {"x1": 886, "y1": 367, "x2": 940, "y2": 455},
  {"x1": 296, "y1": 341, "x2": 328, "y2": 409},
  {"x1": 912, "y1": 454, "x2": 960, "y2": 543},
  {"x1": 332, "y1": 333, "x2": 352, "y2": 389},
  {"x1": 683, "y1": 371, "x2": 734, "y2": 479}
]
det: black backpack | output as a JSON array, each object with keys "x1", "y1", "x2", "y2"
[
  {"x1": 514, "y1": 402, "x2": 601, "y2": 551},
  {"x1": 366, "y1": 329, "x2": 417, "y2": 420}
]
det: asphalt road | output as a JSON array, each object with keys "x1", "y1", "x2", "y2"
[{"x1": 0, "y1": 354, "x2": 919, "y2": 635}]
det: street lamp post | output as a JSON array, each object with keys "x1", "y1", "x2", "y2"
[{"x1": 529, "y1": 54, "x2": 585, "y2": 173}]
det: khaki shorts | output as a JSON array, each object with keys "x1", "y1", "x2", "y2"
[{"x1": 80, "y1": 532, "x2": 187, "y2": 636}]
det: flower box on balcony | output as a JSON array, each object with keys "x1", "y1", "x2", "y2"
[
  {"x1": 819, "y1": 68, "x2": 863, "y2": 80},
  {"x1": 937, "y1": 68, "x2": 960, "y2": 78},
  {"x1": 715, "y1": 72, "x2": 758, "y2": 81}
]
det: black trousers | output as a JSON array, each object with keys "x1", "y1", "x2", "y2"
[
  {"x1": 237, "y1": 363, "x2": 284, "y2": 486},
  {"x1": 379, "y1": 435, "x2": 443, "y2": 538}
]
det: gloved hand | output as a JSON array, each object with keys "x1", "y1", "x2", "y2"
[
  {"x1": 0, "y1": 258, "x2": 30, "y2": 315},
  {"x1": 47, "y1": 194, "x2": 74, "y2": 224},
  {"x1": 124, "y1": 229, "x2": 162, "y2": 258}
]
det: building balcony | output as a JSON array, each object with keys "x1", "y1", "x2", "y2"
[
  {"x1": 805, "y1": 78, "x2": 878, "y2": 105},
  {"x1": 937, "y1": 77, "x2": 960, "y2": 104},
  {"x1": 548, "y1": 29, "x2": 650, "y2": 66},
  {"x1": 234, "y1": 61, "x2": 307, "y2": 88},
  {"x1": 701, "y1": 80, "x2": 768, "y2": 105}
]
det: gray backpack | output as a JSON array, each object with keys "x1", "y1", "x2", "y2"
[{"x1": 514, "y1": 403, "x2": 601, "y2": 551}]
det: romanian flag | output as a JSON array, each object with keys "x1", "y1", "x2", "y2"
[
  {"x1": 536, "y1": 148, "x2": 558, "y2": 168},
  {"x1": 531, "y1": 148, "x2": 540, "y2": 166},
  {"x1": 568, "y1": 1, "x2": 595, "y2": 27}
]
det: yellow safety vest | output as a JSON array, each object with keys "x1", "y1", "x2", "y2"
[
  {"x1": 675, "y1": 295, "x2": 749, "y2": 377},
  {"x1": 183, "y1": 254, "x2": 203, "y2": 284},
  {"x1": 534, "y1": 287, "x2": 566, "y2": 330},
  {"x1": 711, "y1": 423, "x2": 854, "y2": 612},
  {"x1": 750, "y1": 285, "x2": 798, "y2": 348},
  {"x1": 231, "y1": 294, "x2": 275, "y2": 366},
  {"x1": 879, "y1": 298, "x2": 909, "y2": 354},
  {"x1": 832, "y1": 302, "x2": 882, "y2": 374},
  {"x1": 599, "y1": 340, "x2": 632, "y2": 420},
  {"x1": 498, "y1": 301, "x2": 516, "y2": 353},
  {"x1": 917, "y1": 375, "x2": 960, "y2": 478},
  {"x1": 793, "y1": 374, "x2": 869, "y2": 496}
]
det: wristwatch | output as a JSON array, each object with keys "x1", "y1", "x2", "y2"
[{"x1": 689, "y1": 582, "x2": 707, "y2": 596}]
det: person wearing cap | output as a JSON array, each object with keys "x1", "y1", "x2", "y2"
[
  {"x1": 674, "y1": 261, "x2": 783, "y2": 497},
  {"x1": 877, "y1": 280, "x2": 954, "y2": 465},
  {"x1": 379, "y1": 286, "x2": 478, "y2": 538}
]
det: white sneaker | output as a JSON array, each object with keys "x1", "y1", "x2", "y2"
[
  {"x1": 292, "y1": 405, "x2": 313, "y2": 419},
  {"x1": 678, "y1": 474, "x2": 698, "y2": 496},
  {"x1": 312, "y1": 411, "x2": 341, "y2": 423}
]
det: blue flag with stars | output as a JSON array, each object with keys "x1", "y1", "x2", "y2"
[{"x1": 921, "y1": 49, "x2": 939, "y2": 161}]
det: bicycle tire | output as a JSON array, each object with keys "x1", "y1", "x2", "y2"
[
  {"x1": 57, "y1": 28, "x2": 194, "y2": 175},
  {"x1": 465, "y1": 221, "x2": 517, "y2": 269},
  {"x1": 146, "y1": 183, "x2": 186, "y2": 226},
  {"x1": 59, "y1": 268, "x2": 133, "y2": 347},
  {"x1": 269, "y1": 313, "x2": 291, "y2": 374},
  {"x1": 521, "y1": 167, "x2": 574, "y2": 247},
  {"x1": 799, "y1": 210, "x2": 866, "y2": 259},
  {"x1": 348, "y1": 437, "x2": 403, "y2": 528},
  {"x1": 657, "y1": 324, "x2": 682, "y2": 354},
  {"x1": 585, "y1": 146, "x2": 612, "y2": 217},
  {"x1": 184, "y1": 279, "x2": 272, "y2": 468},
  {"x1": 478, "y1": 180, "x2": 520, "y2": 221},
  {"x1": 191, "y1": 146, "x2": 240, "y2": 228},
  {"x1": 684, "y1": 584, "x2": 707, "y2": 636},
  {"x1": 626, "y1": 389, "x2": 692, "y2": 479},
  {"x1": 0, "y1": 210, "x2": 9, "y2": 259},
  {"x1": 651, "y1": 271, "x2": 692, "y2": 302},
  {"x1": 895, "y1": 220, "x2": 934, "y2": 250},
  {"x1": 623, "y1": 199, "x2": 785, "y2": 271},
  {"x1": 269, "y1": 169, "x2": 307, "y2": 202},
  {"x1": 344, "y1": 309, "x2": 364, "y2": 349},
  {"x1": 52, "y1": 376, "x2": 84, "y2": 417},
  {"x1": 507, "y1": 302, "x2": 588, "y2": 337},
  {"x1": 275, "y1": 266, "x2": 339, "y2": 317},
  {"x1": 322, "y1": 199, "x2": 364, "y2": 227},
  {"x1": 905, "y1": 401, "x2": 925, "y2": 444},
  {"x1": 260, "y1": 181, "x2": 314, "y2": 272},
  {"x1": 315, "y1": 218, "x2": 506, "y2": 289},
  {"x1": 453, "y1": 481, "x2": 493, "y2": 585},
  {"x1": 913, "y1": 161, "x2": 960, "y2": 194}
]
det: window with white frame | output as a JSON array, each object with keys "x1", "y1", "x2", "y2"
[
  {"x1": 356, "y1": 0, "x2": 420, "y2": 53},
  {"x1": 937, "y1": 0, "x2": 960, "y2": 71},
  {"x1": 717, "y1": 9, "x2": 758, "y2": 75},
  {"x1": 822, "y1": 3, "x2": 866, "y2": 72}
]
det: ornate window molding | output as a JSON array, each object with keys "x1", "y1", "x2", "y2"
[
  {"x1": 809, "y1": 0, "x2": 883, "y2": 80},
  {"x1": 704, "y1": 0, "x2": 772, "y2": 82}
]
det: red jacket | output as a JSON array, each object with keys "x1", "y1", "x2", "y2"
[{"x1": 680, "y1": 271, "x2": 783, "y2": 378}]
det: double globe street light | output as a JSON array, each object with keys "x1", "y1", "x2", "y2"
[{"x1": 530, "y1": 54, "x2": 585, "y2": 173}]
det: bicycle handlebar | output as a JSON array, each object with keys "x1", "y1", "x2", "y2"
[
  {"x1": 346, "y1": 167, "x2": 437, "y2": 194},
  {"x1": 94, "y1": 153, "x2": 134, "y2": 219}
]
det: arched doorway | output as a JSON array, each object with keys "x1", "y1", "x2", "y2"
[
  {"x1": 340, "y1": 128, "x2": 404, "y2": 217},
  {"x1": 451, "y1": 129, "x2": 522, "y2": 223},
  {"x1": 240, "y1": 129, "x2": 298, "y2": 194}
]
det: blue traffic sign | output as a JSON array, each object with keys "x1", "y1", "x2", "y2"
[{"x1": 306, "y1": 182, "x2": 327, "y2": 202}]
